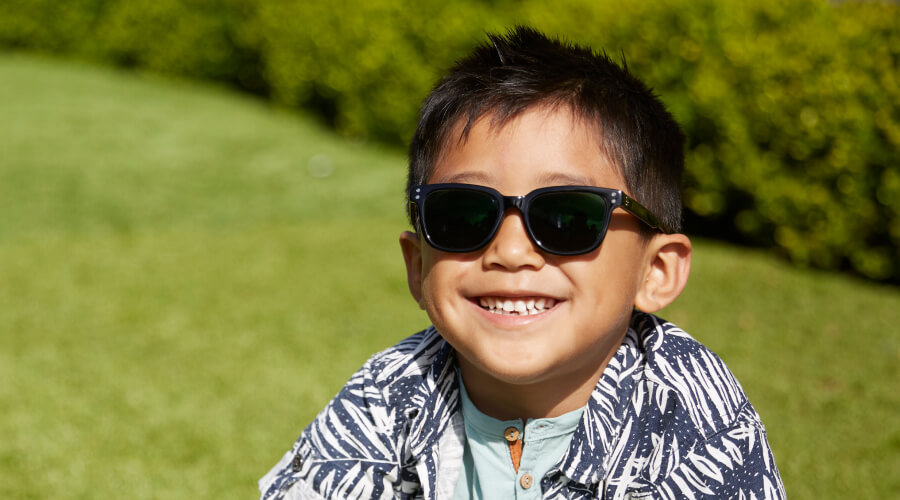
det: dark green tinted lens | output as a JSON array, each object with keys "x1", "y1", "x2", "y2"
[
  {"x1": 424, "y1": 189, "x2": 500, "y2": 251},
  {"x1": 528, "y1": 192, "x2": 608, "y2": 253}
]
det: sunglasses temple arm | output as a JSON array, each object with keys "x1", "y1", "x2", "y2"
[
  {"x1": 621, "y1": 194, "x2": 667, "y2": 233},
  {"x1": 409, "y1": 201, "x2": 422, "y2": 232}
]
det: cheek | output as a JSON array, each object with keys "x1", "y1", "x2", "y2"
[
  {"x1": 606, "y1": 235, "x2": 649, "y2": 286},
  {"x1": 418, "y1": 253, "x2": 463, "y2": 311},
  {"x1": 562, "y1": 248, "x2": 644, "y2": 305}
]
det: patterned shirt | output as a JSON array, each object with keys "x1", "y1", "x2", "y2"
[{"x1": 259, "y1": 312, "x2": 786, "y2": 499}]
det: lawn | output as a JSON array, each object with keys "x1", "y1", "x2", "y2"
[{"x1": 1, "y1": 53, "x2": 897, "y2": 499}]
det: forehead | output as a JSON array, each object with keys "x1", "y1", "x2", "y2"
[{"x1": 429, "y1": 106, "x2": 625, "y2": 192}]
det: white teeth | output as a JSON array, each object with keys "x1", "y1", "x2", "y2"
[{"x1": 478, "y1": 296, "x2": 557, "y2": 315}]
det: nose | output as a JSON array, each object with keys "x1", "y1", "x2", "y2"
[{"x1": 482, "y1": 211, "x2": 545, "y2": 270}]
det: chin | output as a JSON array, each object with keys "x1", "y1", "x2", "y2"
[{"x1": 472, "y1": 355, "x2": 560, "y2": 385}]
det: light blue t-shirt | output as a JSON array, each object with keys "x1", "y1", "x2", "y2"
[{"x1": 452, "y1": 376, "x2": 584, "y2": 499}]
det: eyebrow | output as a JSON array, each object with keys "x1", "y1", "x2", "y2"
[
  {"x1": 432, "y1": 171, "x2": 494, "y2": 184},
  {"x1": 432, "y1": 171, "x2": 600, "y2": 187},
  {"x1": 535, "y1": 172, "x2": 598, "y2": 186}
]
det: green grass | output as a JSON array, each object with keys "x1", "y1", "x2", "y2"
[{"x1": 1, "y1": 52, "x2": 897, "y2": 499}]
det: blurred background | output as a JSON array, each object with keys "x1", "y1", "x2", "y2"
[{"x1": 0, "y1": 0, "x2": 897, "y2": 498}]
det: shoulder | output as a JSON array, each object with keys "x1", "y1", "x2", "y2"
[
  {"x1": 259, "y1": 327, "x2": 450, "y2": 500},
  {"x1": 357, "y1": 325, "x2": 447, "y2": 408},
  {"x1": 365, "y1": 325, "x2": 446, "y2": 383},
  {"x1": 631, "y1": 312, "x2": 753, "y2": 439},
  {"x1": 309, "y1": 325, "x2": 447, "y2": 440},
  {"x1": 610, "y1": 313, "x2": 785, "y2": 498}
]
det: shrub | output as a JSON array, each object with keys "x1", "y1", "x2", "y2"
[
  {"x1": 517, "y1": 0, "x2": 900, "y2": 280},
  {"x1": 1, "y1": 0, "x2": 897, "y2": 281},
  {"x1": 248, "y1": 0, "x2": 511, "y2": 144}
]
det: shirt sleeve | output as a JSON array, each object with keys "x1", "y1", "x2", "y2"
[
  {"x1": 259, "y1": 359, "x2": 402, "y2": 500},
  {"x1": 652, "y1": 404, "x2": 786, "y2": 499}
]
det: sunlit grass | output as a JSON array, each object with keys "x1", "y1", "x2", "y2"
[{"x1": 1, "y1": 53, "x2": 897, "y2": 499}]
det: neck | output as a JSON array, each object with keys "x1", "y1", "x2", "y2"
[{"x1": 456, "y1": 337, "x2": 622, "y2": 421}]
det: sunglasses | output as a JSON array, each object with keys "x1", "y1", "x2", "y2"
[{"x1": 409, "y1": 183, "x2": 666, "y2": 256}]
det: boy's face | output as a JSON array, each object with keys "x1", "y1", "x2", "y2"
[{"x1": 401, "y1": 106, "x2": 656, "y2": 395}]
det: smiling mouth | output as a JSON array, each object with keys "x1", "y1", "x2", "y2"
[{"x1": 477, "y1": 296, "x2": 557, "y2": 316}]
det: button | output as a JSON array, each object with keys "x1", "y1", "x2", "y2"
[
  {"x1": 291, "y1": 454, "x2": 302, "y2": 471},
  {"x1": 504, "y1": 426, "x2": 520, "y2": 442},
  {"x1": 519, "y1": 473, "x2": 534, "y2": 489}
]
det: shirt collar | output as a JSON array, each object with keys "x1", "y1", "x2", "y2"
[
  {"x1": 406, "y1": 328, "x2": 461, "y2": 459},
  {"x1": 405, "y1": 314, "x2": 655, "y2": 487},
  {"x1": 555, "y1": 322, "x2": 646, "y2": 486}
]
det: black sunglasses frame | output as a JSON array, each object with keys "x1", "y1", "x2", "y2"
[{"x1": 409, "y1": 183, "x2": 666, "y2": 256}]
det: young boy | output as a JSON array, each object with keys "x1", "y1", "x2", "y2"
[{"x1": 260, "y1": 27, "x2": 785, "y2": 499}]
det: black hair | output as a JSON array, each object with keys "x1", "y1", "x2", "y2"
[{"x1": 406, "y1": 26, "x2": 686, "y2": 234}]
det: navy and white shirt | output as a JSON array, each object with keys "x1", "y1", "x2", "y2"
[{"x1": 260, "y1": 312, "x2": 785, "y2": 499}]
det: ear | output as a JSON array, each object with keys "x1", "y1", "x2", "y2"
[
  {"x1": 633, "y1": 233, "x2": 692, "y2": 313},
  {"x1": 399, "y1": 231, "x2": 426, "y2": 310}
]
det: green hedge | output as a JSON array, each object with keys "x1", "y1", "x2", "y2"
[
  {"x1": 520, "y1": 0, "x2": 900, "y2": 280},
  {"x1": 2, "y1": 0, "x2": 898, "y2": 281}
]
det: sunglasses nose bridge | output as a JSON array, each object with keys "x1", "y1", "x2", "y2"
[
  {"x1": 493, "y1": 194, "x2": 543, "y2": 249},
  {"x1": 482, "y1": 194, "x2": 546, "y2": 269},
  {"x1": 494, "y1": 195, "x2": 530, "y2": 237},
  {"x1": 501, "y1": 195, "x2": 528, "y2": 215}
]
